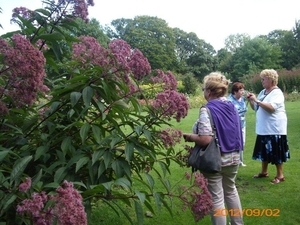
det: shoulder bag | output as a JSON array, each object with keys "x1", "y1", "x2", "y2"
[{"x1": 188, "y1": 106, "x2": 221, "y2": 173}]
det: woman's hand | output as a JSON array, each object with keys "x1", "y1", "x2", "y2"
[{"x1": 183, "y1": 133, "x2": 192, "y2": 142}]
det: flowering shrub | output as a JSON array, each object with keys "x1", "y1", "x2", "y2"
[{"x1": 0, "y1": 1, "x2": 210, "y2": 224}]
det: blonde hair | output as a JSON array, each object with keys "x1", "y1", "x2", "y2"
[
  {"x1": 203, "y1": 72, "x2": 230, "y2": 98},
  {"x1": 260, "y1": 69, "x2": 278, "y2": 86}
]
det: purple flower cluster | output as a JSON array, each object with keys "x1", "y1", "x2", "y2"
[
  {"x1": 17, "y1": 180, "x2": 87, "y2": 225},
  {"x1": 150, "y1": 69, "x2": 178, "y2": 91},
  {"x1": 58, "y1": 0, "x2": 95, "y2": 22},
  {"x1": 0, "y1": 34, "x2": 49, "y2": 115},
  {"x1": 150, "y1": 69, "x2": 189, "y2": 122},
  {"x1": 159, "y1": 128, "x2": 183, "y2": 148},
  {"x1": 72, "y1": 37, "x2": 151, "y2": 95},
  {"x1": 19, "y1": 177, "x2": 32, "y2": 193},
  {"x1": 152, "y1": 90, "x2": 189, "y2": 122},
  {"x1": 181, "y1": 172, "x2": 213, "y2": 222},
  {"x1": 51, "y1": 180, "x2": 87, "y2": 225},
  {"x1": 17, "y1": 192, "x2": 52, "y2": 225}
]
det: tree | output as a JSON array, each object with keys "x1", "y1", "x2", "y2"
[
  {"x1": 224, "y1": 33, "x2": 250, "y2": 53},
  {"x1": 230, "y1": 37, "x2": 282, "y2": 81},
  {"x1": 68, "y1": 18, "x2": 110, "y2": 47},
  {"x1": 173, "y1": 28, "x2": 217, "y2": 80},
  {"x1": 107, "y1": 16, "x2": 178, "y2": 71},
  {"x1": 266, "y1": 29, "x2": 298, "y2": 70}
]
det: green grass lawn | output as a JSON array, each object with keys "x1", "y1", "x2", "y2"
[{"x1": 90, "y1": 101, "x2": 300, "y2": 225}]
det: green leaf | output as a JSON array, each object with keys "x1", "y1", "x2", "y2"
[
  {"x1": 153, "y1": 192, "x2": 162, "y2": 212},
  {"x1": 103, "y1": 150, "x2": 112, "y2": 169},
  {"x1": 10, "y1": 156, "x2": 32, "y2": 184},
  {"x1": 0, "y1": 149, "x2": 9, "y2": 161},
  {"x1": 54, "y1": 167, "x2": 67, "y2": 183},
  {"x1": 50, "y1": 101, "x2": 61, "y2": 113},
  {"x1": 61, "y1": 136, "x2": 72, "y2": 154},
  {"x1": 134, "y1": 200, "x2": 144, "y2": 225},
  {"x1": 125, "y1": 142, "x2": 134, "y2": 162},
  {"x1": 143, "y1": 129, "x2": 152, "y2": 142},
  {"x1": 31, "y1": 169, "x2": 43, "y2": 187},
  {"x1": 35, "y1": 145, "x2": 49, "y2": 161},
  {"x1": 135, "y1": 190, "x2": 146, "y2": 204},
  {"x1": 70, "y1": 92, "x2": 82, "y2": 107},
  {"x1": 144, "y1": 173, "x2": 154, "y2": 191},
  {"x1": 101, "y1": 181, "x2": 113, "y2": 190},
  {"x1": 82, "y1": 86, "x2": 93, "y2": 107},
  {"x1": 76, "y1": 157, "x2": 90, "y2": 172},
  {"x1": 114, "y1": 178, "x2": 131, "y2": 190},
  {"x1": 161, "y1": 198, "x2": 173, "y2": 217},
  {"x1": 92, "y1": 125, "x2": 102, "y2": 144},
  {"x1": 38, "y1": 33, "x2": 65, "y2": 42},
  {"x1": 2, "y1": 194, "x2": 17, "y2": 211},
  {"x1": 80, "y1": 123, "x2": 91, "y2": 144}
]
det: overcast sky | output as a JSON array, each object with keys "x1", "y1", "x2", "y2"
[{"x1": 1, "y1": 0, "x2": 300, "y2": 50}]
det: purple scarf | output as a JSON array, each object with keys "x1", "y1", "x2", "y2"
[{"x1": 206, "y1": 100, "x2": 243, "y2": 153}]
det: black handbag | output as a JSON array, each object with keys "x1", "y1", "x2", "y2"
[{"x1": 188, "y1": 106, "x2": 221, "y2": 173}]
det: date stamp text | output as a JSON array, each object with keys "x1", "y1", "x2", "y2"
[{"x1": 214, "y1": 208, "x2": 280, "y2": 217}]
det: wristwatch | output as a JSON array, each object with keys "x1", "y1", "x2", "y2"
[{"x1": 256, "y1": 100, "x2": 261, "y2": 105}]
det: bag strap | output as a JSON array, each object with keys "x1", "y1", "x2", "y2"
[{"x1": 202, "y1": 106, "x2": 216, "y2": 136}]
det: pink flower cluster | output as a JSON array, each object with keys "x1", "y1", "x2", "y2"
[
  {"x1": 181, "y1": 172, "x2": 213, "y2": 222},
  {"x1": 17, "y1": 179, "x2": 87, "y2": 225},
  {"x1": 150, "y1": 69, "x2": 189, "y2": 122},
  {"x1": 0, "y1": 34, "x2": 49, "y2": 115},
  {"x1": 152, "y1": 90, "x2": 189, "y2": 122},
  {"x1": 72, "y1": 37, "x2": 151, "y2": 95},
  {"x1": 19, "y1": 177, "x2": 32, "y2": 193},
  {"x1": 150, "y1": 69, "x2": 178, "y2": 91},
  {"x1": 58, "y1": 0, "x2": 95, "y2": 22},
  {"x1": 159, "y1": 128, "x2": 183, "y2": 148}
]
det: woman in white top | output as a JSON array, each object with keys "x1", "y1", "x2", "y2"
[{"x1": 247, "y1": 69, "x2": 290, "y2": 184}]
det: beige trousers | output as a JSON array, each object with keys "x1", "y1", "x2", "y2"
[{"x1": 202, "y1": 165, "x2": 244, "y2": 225}]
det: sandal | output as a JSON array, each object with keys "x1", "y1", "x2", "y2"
[
  {"x1": 253, "y1": 172, "x2": 269, "y2": 178},
  {"x1": 271, "y1": 177, "x2": 285, "y2": 184}
]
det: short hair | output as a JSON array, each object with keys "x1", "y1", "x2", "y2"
[
  {"x1": 231, "y1": 82, "x2": 245, "y2": 94},
  {"x1": 260, "y1": 69, "x2": 278, "y2": 86},
  {"x1": 203, "y1": 72, "x2": 230, "y2": 98}
]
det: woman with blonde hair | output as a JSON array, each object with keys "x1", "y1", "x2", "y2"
[
  {"x1": 184, "y1": 72, "x2": 244, "y2": 225},
  {"x1": 248, "y1": 69, "x2": 290, "y2": 184}
]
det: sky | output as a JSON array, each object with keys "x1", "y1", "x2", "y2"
[{"x1": 1, "y1": 0, "x2": 300, "y2": 50}]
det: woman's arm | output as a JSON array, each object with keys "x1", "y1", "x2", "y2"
[{"x1": 183, "y1": 133, "x2": 212, "y2": 146}]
